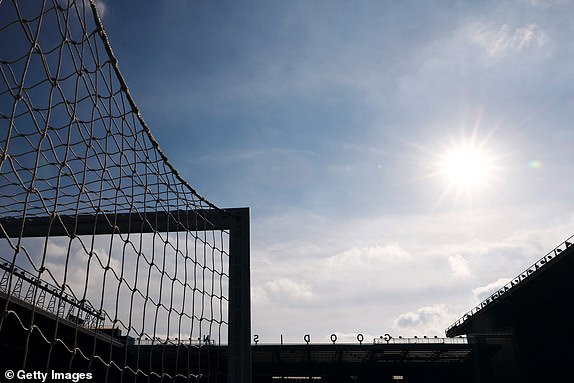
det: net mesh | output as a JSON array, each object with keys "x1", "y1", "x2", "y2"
[{"x1": 0, "y1": 1, "x2": 229, "y2": 381}]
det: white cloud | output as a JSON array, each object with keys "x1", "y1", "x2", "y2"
[
  {"x1": 393, "y1": 304, "x2": 459, "y2": 336},
  {"x1": 469, "y1": 23, "x2": 547, "y2": 58},
  {"x1": 326, "y1": 244, "x2": 412, "y2": 270},
  {"x1": 448, "y1": 254, "x2": 471, "y2": 278},
  {"x1": 46, "y1": 239, "x2": 68, "y2": 259},
  {"x1": 472, "y1": 278, "x2": 511, "y2": 302},
  {"x1": 253, "y1": 278, "x2": 314, "y2": 306},
  {"x1": 316, "y1": 244, "x2": 417, "y2": 294}
]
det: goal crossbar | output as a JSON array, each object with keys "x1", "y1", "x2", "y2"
[{"x1": 0, "y1": 208, "x2": 245, "y2": 238}]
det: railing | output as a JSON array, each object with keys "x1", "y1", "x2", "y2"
[
  {"x1": 446, "y1": 234, "x2": 574, "y2": 334},
  {"x1": 373, "y1": 335, "x2": 467, "y2": 345},
  {"x1": 0, "y1": 257, "x2": 105, "y2": 328}
]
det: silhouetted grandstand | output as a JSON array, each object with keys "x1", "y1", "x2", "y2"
[
  {"x1": 446, "y1": 236, "x2": 574, "y2": 382},
  {"x1": 250, "y1": 339, "x2": 479, "y2": 383}
]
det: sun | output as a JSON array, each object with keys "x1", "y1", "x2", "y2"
[
  {"x1": 441, "y1": 146, "x2": 490, "y2": 189},
  {"x1": 430, "y1": 136, "x2": 498, "y2": 206}
]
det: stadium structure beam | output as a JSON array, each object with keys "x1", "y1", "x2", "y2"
[{"x1": 0, "y1": 208, "x2": 252, "y2": 383}]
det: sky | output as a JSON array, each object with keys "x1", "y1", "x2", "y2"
[{"x1": 5, "y1": 0, "x2": 574, "y2": 344}]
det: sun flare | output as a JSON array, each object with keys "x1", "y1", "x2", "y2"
[
  {"x1": 441, "y1": 146, "x2": 490, "y2": 189},
  {"x1": 428, "y1": 135, "x2": 499, "y2": 207}
]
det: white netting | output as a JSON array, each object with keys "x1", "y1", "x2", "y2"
[{"x1": 1, "y1": 1, "x2": 229, "y2": 381}]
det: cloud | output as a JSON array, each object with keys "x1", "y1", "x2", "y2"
[
  {"x1": 45, "y1": 239, "x2": 68, "y2": 259},
  {"x1": 448, "y1": 254, "x2": 471, "y2": 278},
  {"x1": 317, "y1": 244, "x2": 416, "y2": 294},
  {"x1": 469, "y1": 23, "x2": 547, "y2": 58},
  {"x1": 472, "y1": 278, "x2": 511, "y2": 302},
  {"x1": 393, "y1": 304, "x2": 459, "y2": 336},
  {"x1": 326, "y1": 244, "x2": 412, "y2": 270},
  {"x1": 252, "y1": 278, "x2": 314, "y2": 306}
]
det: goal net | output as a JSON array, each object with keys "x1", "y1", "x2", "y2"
[{"x1": 0, "y1": 1, "x2": 249, "y2": 382}]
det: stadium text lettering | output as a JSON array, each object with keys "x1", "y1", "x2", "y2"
[{"x1": 251, "y1": 333, "x2": 390, "y2": 344}]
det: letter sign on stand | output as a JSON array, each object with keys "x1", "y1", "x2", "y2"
[
  {"x1": 330, "y1": 334, "x2": 337, "y2": 344},
  {"x1": 384, "y1": 333, "x2": 392, "y2": 343}
]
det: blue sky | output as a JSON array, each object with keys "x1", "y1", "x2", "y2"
[{"x1": 83, "y1": 0, "x2": 574, "y2": 342}]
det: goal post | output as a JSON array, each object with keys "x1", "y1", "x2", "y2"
[{"x1": 226, "y1": 208, "x2": 252, "y2": 383}]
